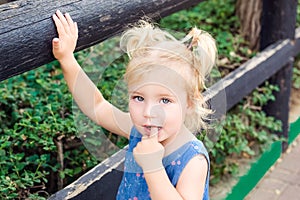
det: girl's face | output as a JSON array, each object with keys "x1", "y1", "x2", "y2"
[{"x1": 128, "y1": 67, "x2": 191, "y2": 146}]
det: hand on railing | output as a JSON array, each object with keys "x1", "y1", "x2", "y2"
[{"x1": 52, "y1": 10, "x2": 78, "y2": 63}]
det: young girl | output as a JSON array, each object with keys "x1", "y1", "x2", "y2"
[{"x1": 52, "y1": 10, "x2": 217, "y2": 200}]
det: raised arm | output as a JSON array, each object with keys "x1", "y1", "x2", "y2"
[{"x1": 52, "y1": 10, "x2": 131, "y2": 138}]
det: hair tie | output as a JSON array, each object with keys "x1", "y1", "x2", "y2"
[{"x1": 186, "y1": 28, "x2": 203, "y2": 50}]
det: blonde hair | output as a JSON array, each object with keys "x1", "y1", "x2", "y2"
[{"x1": 120, "y1": 20, "x2": 217, "y2": 132}]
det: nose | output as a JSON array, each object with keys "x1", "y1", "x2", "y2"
[{"x1": 143, "y1": 104, "x2": 165, "y2": 126}]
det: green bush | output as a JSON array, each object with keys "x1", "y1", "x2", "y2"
[
  {"x1": 159, "y1": 0, "x2": 255, "y2": 72},
  {"x1": 293, "y1": 55, "x2": 300, "y2": 89},
  {"x1": 203, "y1": 82, "x2": 282, "y2": 184},
  {"x1": 0, "y1": 64, "x2": 98, "y2": 199}
]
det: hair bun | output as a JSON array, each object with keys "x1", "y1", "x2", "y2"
[
  {"x1": 182, "y1": 27, "x2": 217, "y2": 81},
  {"x1": 120, "y1": 20, "x2": 177, "y2": 59}
]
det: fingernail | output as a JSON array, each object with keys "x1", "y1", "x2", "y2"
[{"x1": 53, "y1": 38, "x2": 59, "y2": 42}]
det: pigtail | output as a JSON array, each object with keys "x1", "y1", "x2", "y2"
[
  {"x1": 182, "y1": 28, "x2": 217, "y2": 88},
  {"x1": 182, "y1": 28, "x2": 217, "y2": 131}
]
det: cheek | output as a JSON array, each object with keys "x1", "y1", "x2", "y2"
[
  {"x1": 129, "y1": 102, "x2": 142, "y2": 123},
  {"x1": 164, "y1": 105, "x2": 184, "y2": 125}
]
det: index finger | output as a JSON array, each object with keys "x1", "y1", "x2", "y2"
[
  {"x1": 142, "y1": 127, "x2": 159, "y2": 141},
  {"x1": 53, "y1": 13, "x2": 66, "y2": 36},
  {"x1": 150, "y1": 127, "x2": 158, "y2": 137}
]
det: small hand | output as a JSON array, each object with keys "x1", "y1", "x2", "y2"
[
  {"x1": 52, "y1": 10, "x2": 78, "y2": 62},
  {"x1": 133, "y1": 127, "x2": 165, "y2": 173}
]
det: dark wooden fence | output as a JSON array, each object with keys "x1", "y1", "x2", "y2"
[
  {"x1": 0, "y1": 0, "x2": 298, "y2": 199},
  {"x1": 0, "y1": 0, "x2": 203, "y2": 81}
]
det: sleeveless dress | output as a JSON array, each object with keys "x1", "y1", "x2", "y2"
[{"x1": 116, "y1": 127, "x2": 210, "y2": 200}]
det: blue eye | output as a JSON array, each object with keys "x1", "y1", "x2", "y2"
[
  {"x1": 160, "y1": 98, "x2": 171, "y2": 104},
  {"x1": 133, "y1": 96, "x2": 144, "y2": 102}
]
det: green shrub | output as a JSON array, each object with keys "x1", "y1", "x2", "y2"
[
  {"x1": 293, "y1": 55, "x2": 300, "y2": 89},
  {"x1": 159, "y1": 0, "x2": 255, "y2": 72},
  {"x1": 0, "y1": 64, "x2": 98, "y2": 199},
  {"x1": 202, "y1": 82, "x2": 282, "y2": 184}
]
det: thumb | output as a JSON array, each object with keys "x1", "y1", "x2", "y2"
[{"x1": 52, "y1": 38, "x2": 60, "y2": 49}]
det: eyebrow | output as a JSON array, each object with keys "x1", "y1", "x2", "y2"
[
  {"x1": 129, "y1": 90, "x2": 176, "y2": 99},
  {"x1": 130, "y1": 90, "x2": 174, "y2": 96},
  {"x1": 129, "y1": 91, "x2": 143, "y2": 95},
  {"x1": 158, "y1": 93, "x2": 176, "y2": 98}
]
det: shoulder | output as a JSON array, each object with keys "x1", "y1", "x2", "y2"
[
  {"x1": 189, "y1": 140, "x2": 209, "y2": 156},
  {"x1": 164, "y1": 140, "x2": 209, "y2": 171},
  {"x1": 175, "y1": 141, "x2": 209, "y2": 199},
  {"x1": 176, "y1": 153, "x2": 208, "y2": 199},
  {"x1": 186, "y1": 140, "x2": 210, "y2": 180},
  {"x1": 180, "y1": 140, "x2": 209, "y2": 166},
  {"x1": 181, "y1": 141, "x2": 209, "y2": 176}
]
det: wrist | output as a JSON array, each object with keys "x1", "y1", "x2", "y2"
[
  {"x1": 143, "y1": 165, "x2": 164, "y2": 174},
  {"x1": 57, "y1": 54, "x2": 76, "y2": 65},
  {"x1": 57, "y1": 55, "x2": 80, "y2": 73},
  {"x1": 133, "y1": 148, "x2": 165, "y2": 173}
]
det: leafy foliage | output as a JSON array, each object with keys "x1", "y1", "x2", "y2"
[
  {"x1": 293, "y1": 55, "x2": 300, "y2": 89},
  {"x1": 203, "y1": 82, "x2": 282, "y2": 184},
  {"x1": 159, "y1": 0, "x2": 255, "y2": 76},
  {"x1": 0, "y1": 64, "x2": 98, "y2": 199}
]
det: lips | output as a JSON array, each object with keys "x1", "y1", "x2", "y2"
[{"x1": 143, "y1": 125, "x2": 162, "y2": 136}]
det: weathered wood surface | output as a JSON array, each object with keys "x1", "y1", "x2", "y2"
[
  {"x1": 0, "y1": 0, "x2": 17, "y2": 5},
  {"x1": 207, "y1": 30, "x2": 299, "y2": 113},
  {"x1": 48, "y1": 27, "x2": 300, "y2": 200},
  {"x1": 260, "y1": 0, "x2": 298, "y2": 151},
  {"x1": 0, "y1": 0, "x2": 204, "y2": 82},
  {"x1": 48, "y1": 147, "x2": 126, "y2": 200},
  {"x1": 260, "y1": 0, "x2": 297, "y2": 49}
]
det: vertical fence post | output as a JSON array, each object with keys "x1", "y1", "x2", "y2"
[{"x1": 260, "y1": 0, "x2": 297, "y2": 151}]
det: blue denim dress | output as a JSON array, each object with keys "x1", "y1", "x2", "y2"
[{"x1": 117, "y1": 127, "x2": 210, "y2": 200}]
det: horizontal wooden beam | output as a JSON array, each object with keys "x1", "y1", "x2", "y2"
[
  {"x1": 48, "y1": 147, "x2": 126, "y2": 200},
  {"x1": 0, "y1": 0, "x2": 204, "y2": 82},
  {"x1": 205, "y1": 27, "x2": 300, "y2": 114}
]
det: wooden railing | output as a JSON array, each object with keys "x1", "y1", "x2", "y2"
[
  {"x1": 0, "y1": 0, "x2": 203, "y2": 81},
  {"x1": 0, "y1": 0, "x2": 298, "y2": 199}
]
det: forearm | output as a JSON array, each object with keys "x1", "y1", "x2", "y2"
[
  {"x1": 144, "y1": 170, "x2": 183, "y2": 200},
  {"x1": 59, "y1": 55, "x2": 104, "y2": 123},
  {"x1": 59, "y1": 55, "x2": 81, "y2": 91},
  {"x1": 52, "y1": 11, "x2": 129, "y2": 132}
]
